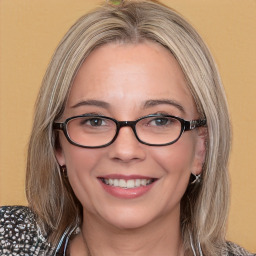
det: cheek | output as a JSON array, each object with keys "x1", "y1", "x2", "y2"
[
  {"x1": 150, "y1": 134, "x2": 197, "y2": 175},
  {"x1": 64, "y1": 146, "x2": 103, "y2": 176},
  {"x1": 62, "y1": 146, "x2": 106, "y2": 207},
  {"x1": 151, "y1": 135, "x2": 198, "y2": 205},
  {"x1": 59, "y1": 138, "x2": 100, "y2": 178}
]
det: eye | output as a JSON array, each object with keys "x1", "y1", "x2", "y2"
[
  {"x1": 80, "y1": 117, "x2": 107, "y2": 127},
  {"x1": 89, "y1": 118, "x2": 104, "y2": 126},
  {"x1": 150, "y1": 117, "x2": 171, "y2": 126}
]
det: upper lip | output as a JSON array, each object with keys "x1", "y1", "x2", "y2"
[{"x1": 98, "y1": 174, "x2": 158, "y2": 180}]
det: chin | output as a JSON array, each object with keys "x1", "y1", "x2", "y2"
[
  {"x1": 95, "y1": 204, "x2": 168, "y2": 231},
  {"x1": 106, "y1": 215, "x2": 153, "y2": 230},
  {"x1": 92, "y1": 206, "x2": 156, "y2": 230}
]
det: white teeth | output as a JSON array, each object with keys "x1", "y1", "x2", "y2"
[
  {"x1": 141, "y1": 179, "x2": 146, "y2": 186},
  {"x1": 135, "y1": 179, "x2": 140, "y2": 187},
  {"x1": 119, "y1": 179, "x2": 126, "y2": 188},
  {"x1": 102, "y1": 178, "x2": 154, "y2": 189},
  {"x1": 114, "y1": 179, "x2": 119, "y2": 187},
  {"x1": 127, "y1": 180, "x2": 135, "y2": 188}
]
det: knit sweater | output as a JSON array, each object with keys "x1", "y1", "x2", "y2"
[{"x1": 0, "y1": 206, "x2": 254, "y2": 256}]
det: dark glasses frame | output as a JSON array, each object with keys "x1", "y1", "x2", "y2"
[{"x1": 53, "y1": 114, "x2": 207, "y2": 148}]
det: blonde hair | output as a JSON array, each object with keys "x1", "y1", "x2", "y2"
[{"x1": 26, "y1": 1, "x2": 231, "y2": 255}]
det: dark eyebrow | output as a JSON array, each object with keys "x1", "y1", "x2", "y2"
[
  {"x1": 71, "y1": 100, "x2": 110, "y2": 109},
  {"x1": 143, "y1": 99, "x2": 185, "y2": 113}
]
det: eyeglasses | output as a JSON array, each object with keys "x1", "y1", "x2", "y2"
[{"x1": 53, "y1": 114, "x2": 206, "y2": 148}]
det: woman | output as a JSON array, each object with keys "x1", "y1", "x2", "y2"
[{"x1": 0, "y1": 0, "x2": 254, "y2": 255}]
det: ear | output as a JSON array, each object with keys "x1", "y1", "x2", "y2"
[
  {"x1": 54, "y1": 134, "x2": 66, "y2": 166},
  {"x1": 193, "y1": 127, "x2": 207, "y2": 175}
]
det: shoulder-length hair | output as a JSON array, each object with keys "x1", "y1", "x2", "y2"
[{"x1": 26, "y1": 1, "x2": 231, "y2": 255}]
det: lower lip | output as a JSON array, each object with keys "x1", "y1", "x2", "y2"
[{"x1": 99, "y1": 180, "x2": 156, "y2": 199}]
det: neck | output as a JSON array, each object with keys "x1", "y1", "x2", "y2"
[{"x1": 70, "y1": 207, "x2": 183, "y2": 256}]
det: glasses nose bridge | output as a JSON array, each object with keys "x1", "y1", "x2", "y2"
[{"x1": 116, "y1": 120, "x2": 137, "y2": 136}]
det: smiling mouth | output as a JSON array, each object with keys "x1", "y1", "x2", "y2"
[{"x1": 99, "y1": 178, "x2": 157, "y2": 189}]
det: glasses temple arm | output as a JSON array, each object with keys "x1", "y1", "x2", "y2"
[
  {"x1": 184, "y1": 119, "x2": 207, "y2": 131},
  {"x1": 53, "y1": 122, "x2": 64, "y2": 130}
]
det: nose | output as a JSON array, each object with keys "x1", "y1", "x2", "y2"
[{"x1": 108, "y1": 126, "x2": 146, "y2": 163}]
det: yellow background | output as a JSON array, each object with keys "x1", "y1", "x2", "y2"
[{"x1": 0, "y1": 0, "x2": 255, "y2": 251}]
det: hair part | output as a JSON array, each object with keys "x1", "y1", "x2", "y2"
[{"x1": 26, "y1": 1, "x2": 231, "y2": 255}]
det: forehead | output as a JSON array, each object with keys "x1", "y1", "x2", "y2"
[
  {"x1": 66, "y1": 41, "x2": 197, "y2": 117},
  {"x1": 73, "y1": 41, "x2": 187, "y2": 88}
]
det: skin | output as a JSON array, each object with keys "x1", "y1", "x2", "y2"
[{"x1": 55, "y1": 41, "x2": 206, "y2": 256}]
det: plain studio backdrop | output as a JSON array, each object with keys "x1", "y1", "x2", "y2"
[{"x1": 0, "y1": 0, "x2": 255, "y2": 251}]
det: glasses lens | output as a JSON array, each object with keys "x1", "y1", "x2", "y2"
[
  {"x1": 67, "y1": 116, "x2": 116, "y2": 147},
  {"x1": 136, "y1": 116, "x2": 182, "y2": 145}
]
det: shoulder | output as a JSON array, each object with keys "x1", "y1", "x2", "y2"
[
  {"x1": 0, "y1": 205, "x2": 54, "y2": 255},
  {"x1": 226, "y1": 241, "x2": 256, "y2": 256},
  {"x1": 0, "y1": 205, "x2": 35, "y2": 223}
]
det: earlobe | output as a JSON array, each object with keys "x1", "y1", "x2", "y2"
[
  {"x1": 193, "y1": 127, "x2": 207, "y2": 175},
  {"x1": 55, "y1": 148, "x2": 66, "y2": 166},
  {"x1": 55, "y1": 145, "x2": 66, "y2": 167},
  {"x1": 54, "y1": 136, "x2": 66, "y2": 166}
]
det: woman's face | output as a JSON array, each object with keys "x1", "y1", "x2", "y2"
[{"x1": 56, "y1": 42, "x2": 206, "y2": 229}]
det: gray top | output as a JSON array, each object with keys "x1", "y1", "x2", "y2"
[{"x1": 0, "y1": 206, "x2": 254, "y2": 256}]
